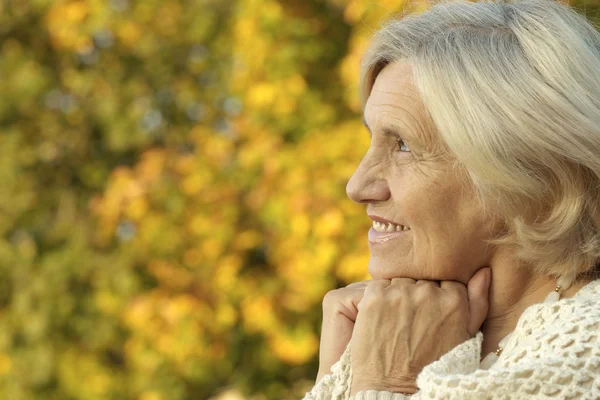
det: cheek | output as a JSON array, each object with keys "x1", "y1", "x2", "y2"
[
  {"x1": 399, "y1": 176, "x2": 459, "y2": 229},
  {"x1": 426, "y1": 202, "x2": 494, "y2": 280},
  {"x1": 397, "y1": 177, "x2": 490, "y2": 279}
]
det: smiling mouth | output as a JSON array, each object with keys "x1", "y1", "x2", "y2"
[
  {"x1": 368, "y1": 224, "x2": 410, "y2": 244},
  {"x1": 372, "y1": 220, "x2": 410, "y2": 232}
]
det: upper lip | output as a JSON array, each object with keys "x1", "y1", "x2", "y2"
[{"x1": 368, "y1": 214, "x2": 407, "y2": 227}]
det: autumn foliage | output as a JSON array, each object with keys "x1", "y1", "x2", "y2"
[{"x1": 0, "y1": 0, "x2": 598, "y2": 399}]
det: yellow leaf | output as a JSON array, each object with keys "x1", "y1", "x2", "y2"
[
  {"x1": 246, "y1": 82, "x2": 277, "y2": 109},
  {"x1": 314, "y1": 209, "x2": 344, "y2": 238},
  {"x1": 269, "y1": 324, "x2": 319, "y2": 365},
  {"x1": 125, "y1": 197, "x2": 149, "y2": 220},
  {"x1": 215, "y1": 303, "x2": 237, "y2": 328},
  {"x1": 241, "y1": 295, "x2": 279, "y2": 334},
  {"x1": 337, "y1": 252, "x2": 371, "y2": 283},
  {"x1": 0, "y1": 353, "x2": 12, "y2": 375}
]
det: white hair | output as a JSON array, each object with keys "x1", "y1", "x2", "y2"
[{"x1": 360, "y1": 0, "x2": 600, "y2": 279}]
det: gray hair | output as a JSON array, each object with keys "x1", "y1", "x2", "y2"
[{"x1": 360, "y1": 0, "x2": 600, "y2": 279}]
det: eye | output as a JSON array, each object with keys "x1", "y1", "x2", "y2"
[{"x1": 396, "y1": 138, "x2": 410, "y2": 153}]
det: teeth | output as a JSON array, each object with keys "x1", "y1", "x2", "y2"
[{"x1": 372, "y1": 220, "x2": 409, "y2": 233}]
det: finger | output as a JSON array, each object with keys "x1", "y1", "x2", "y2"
[
  {"x1": 368, "y1": 279, "x2": 392, "y2": 287},
  {"x1": 390, "y1": 277, "x2": 416, "y2": 285},
  {"x1": 362, "y1": 279, "x2": 391, "y2": 296},
  {"x1": 346, "y1": 280, "x2": 371, "y2": 289},
  {"x1": 466, "y1": 267, "x2": 491, "y2": 335},
  {"x1": 440, "y1": 280, "x2": 467, "y2": 296},
  {"x1": 337, "y1": 288, "x2": 369, "y2": 321},
  {"x1": 324, "y1": 287, "x2": 369, "y2": 322},
  {"x1": 416, "y1": 280, "x2": 440, "y2": 287},
  {"x1": 357, "y1": 279, "x2": 390, "y2": 311}
]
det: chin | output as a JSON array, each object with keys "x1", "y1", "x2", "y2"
[
  {"x1": 368, "y1": 257, "x2": 463, "y2": 282},
  {"x1": 368, "y1": 258, "x2": 417, "y2": 280}
]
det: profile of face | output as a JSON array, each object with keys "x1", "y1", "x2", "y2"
[{"x1": 346, "y1": 61, "x2": 500, "y2": 283}]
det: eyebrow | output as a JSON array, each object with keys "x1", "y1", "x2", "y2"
[
  {"x1": 362, "y1": 116, "x2": 406, "y2": 140},
  {"x1": 362, "y1": 116, "x2": 369, "y2": 136}
]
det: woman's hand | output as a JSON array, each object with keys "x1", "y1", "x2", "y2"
[
  {"x1": 316, "y1": 280, "x2": 370, "y2": 383},
  {"x1": 349, "y1": 268, "x2": 491, "y2": 395}
]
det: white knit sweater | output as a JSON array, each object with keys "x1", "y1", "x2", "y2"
[{"x1": 303, "y1": 279, "x2": 600, "y2": 400}]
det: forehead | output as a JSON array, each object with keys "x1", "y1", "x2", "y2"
[{"x1": 364, "y1": 62, "x2": 426, "y2": 131}]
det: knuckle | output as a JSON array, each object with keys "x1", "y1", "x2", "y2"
[
  {"x1": 413, "y1": 286, "x2": 433, "y2": 303},
  {"x1": 369, "y1": 279, "x2": 389, "y2": 287},
  {"x1": 360, "y1": 295, "x2": 381, "y2": 310},
  {"x1": 323, "y1": 284, "x2": 366, "y2": 314},
  {"x1": 445, "y1": 292, "x2": 465, "y2": 310},
  {"x1": 416, "y1": 282, "x2": 437, "y2": 294},
  {"x1": 422, "y1": 281, "x2": 439, "y2": 291},
  {"x1": 322, "y1": 289, "x2": 341, "y2": 307}
]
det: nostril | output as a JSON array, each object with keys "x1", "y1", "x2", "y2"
[
  {"x1": 345, "y1": 175, "x2": 361, "y2": 203},
  {"x1": 351, "y1": 180, "x2": 391, "y2": 204}
]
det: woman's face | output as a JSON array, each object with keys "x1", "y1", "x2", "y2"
[{"x1": 346, "y1": 61, "x2": 499, "y2": 283}]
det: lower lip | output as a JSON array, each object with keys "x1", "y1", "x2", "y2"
[{"x1": 368, "y1": 227, "x2": 410, "y2": 244}]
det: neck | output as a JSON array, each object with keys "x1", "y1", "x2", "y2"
[{"x1": 480, "y1": 249, "x2": 593, "y2": 356}]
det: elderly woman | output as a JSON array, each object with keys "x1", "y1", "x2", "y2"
[{"x1": 302, "y1": 0, "x2": 600, "y2": 399}]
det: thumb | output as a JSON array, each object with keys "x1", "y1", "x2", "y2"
[{"x1": 466, "y1": 267, "x2": 491, "y2": 335}]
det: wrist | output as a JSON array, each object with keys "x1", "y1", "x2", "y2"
[
  {"x1": 316, "y1": 366, "x2": 333, "y2": 384},
  {"x1": 350, "y1": 378, "x2": 418, "y2": 396}
]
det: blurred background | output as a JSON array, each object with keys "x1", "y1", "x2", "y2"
[{"x1": 0, "y1": 0, "x2": 598, "y2": 399}]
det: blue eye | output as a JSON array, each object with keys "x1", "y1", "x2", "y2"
[{"x1": 396, "y1": 138, "x2": 410, "y2": 152}]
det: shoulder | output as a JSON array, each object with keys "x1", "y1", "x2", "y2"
[
  {"x1": 499, "y1": 279, "x2": 600, "y2": 367},
  {"x1": 514, "y1": 278, "x2": 600, "y2": 331},
  {"x1": 415, "y1": 281, "x2": 600, "y2": 399}
]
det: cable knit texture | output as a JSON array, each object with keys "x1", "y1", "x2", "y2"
[{"x1": 302, "y1": 279, "x2": 600, "y2": 400}]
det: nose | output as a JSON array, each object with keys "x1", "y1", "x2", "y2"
[{"x1": 346, "y1": 154, "x2": 391, "y2": 204}]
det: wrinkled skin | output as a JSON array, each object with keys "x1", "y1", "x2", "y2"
[{"x1": 343, "y1": 62, "x2": 496, "y2": 394}]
